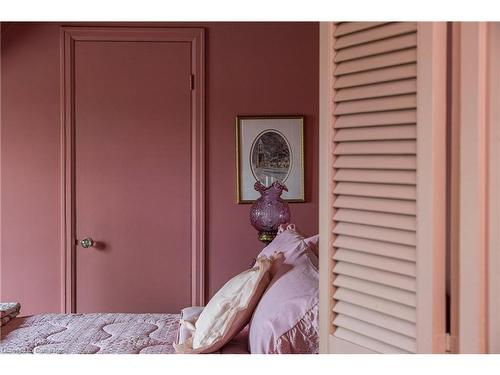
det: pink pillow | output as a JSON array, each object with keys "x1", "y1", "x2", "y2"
[
  {"x1": 249, "y1": 253, "x2": 319, "y2": 354},
  {"x1": 250, "y1": 224, "x2": 319, "y2": 354},
  {"x1": 258, "y1": 224, "x2": 313, "y2": 267},
  {"x1": 304, "y1": 234, "x2": 319, "y2": 257}
]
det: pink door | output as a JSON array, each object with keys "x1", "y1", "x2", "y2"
[{"x1": 74, "y1": 40, "x2": 192, "y2": 313}]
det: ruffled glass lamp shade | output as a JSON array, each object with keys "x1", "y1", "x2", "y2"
[{"x1": 250, "y1": 181, "x2": 291, "y2": 244}]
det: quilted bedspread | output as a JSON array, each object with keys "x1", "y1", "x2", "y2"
[{"x1": 0, "y1": 313, "x2": 180, "y2": 354}]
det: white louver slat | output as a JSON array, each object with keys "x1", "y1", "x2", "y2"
[
  {"x1": 334, "y1": 64, "x2": 417, "y2": 89},
  {"x1": 333, "y1": 315, "x2": 417, "y2": 352},
  {"x1": 334, "y1": 109, "x2": 416, "y2": 128},
  {"x1": 333, "y1": 195, "x2": 417, "y2": 215},
  {"x1": 334, "y1": 169, "x2": 416, "y2": 184},
  {"x1": 333, "y1": 235, "x2": 416, "y2": 261},
  {"x1": 333, "y1": 208, "x2": 416, "y2": 230},
  {"x1": 334, "y1": 23, "x2": 417, "y2": 49},
  {"x1": 334, "y1": 276, "x2": 417, "y2": 306},
  {"x1": 334, "y1": 301, "x2": 416, "y2": 337},
  {"x1": 334, "y1": 155, "x2": 416, "y2": 170},
  {"x1": 333, "y1": 222, "x2": 416, "y2": 246},
  {"x1": 334, "y1": 327, "x2": 410, "y2": 354},
  {"x1": 333, "y1": 249, "x2": 417, "y2": 275},
  {"x1": 335, "y1": 49, "x2": 417, "y2": 76},
  {"x1": 334, "y1": 79, "x2": 417, "y2": 101},
  {"x1": 333, "y1": 182, "x2": 416, "y2": 199},
  {"x1": 334, "y1": 33, "x2": 417, "y2": 63},
  {"x1": 330, "y1": 22, "x2": 421, "y2": 354},
  {"x1": 333, "y1": 263, "x2": 416, "y2": 291},
  {"x1": 334, "y1": 124, "x2": 416, "y2": 141},
  {"x1": 334, "y1": 140, "x2": 417, "y2": 155},
  {"x1": 334, "y1": 94, "x2": 417, "y2": 115},
  {"x1": 334, "y1": 288, "x2": 416, "y2": 322},
  {"x1": 334, "y1": 22, "x2": 389, "y2": 37}
]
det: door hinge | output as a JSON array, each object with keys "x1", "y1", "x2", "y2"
[{"x1": 190, "y1": 74, "x2": 195, "y2": 90}]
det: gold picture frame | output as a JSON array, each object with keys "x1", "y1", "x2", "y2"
[{"x1": 235, "y1": 115, "x2": 305, "y2": 204}]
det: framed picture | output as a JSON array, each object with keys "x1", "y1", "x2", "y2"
[{"x1": 236, "y1": 115, "x2": 304, "y2": 203}]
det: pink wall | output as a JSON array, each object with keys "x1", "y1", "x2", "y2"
[
  {"x1": 1, "y1": 24, "x2": 62, "y2": 314},
  {"x1": 0, "y1": 22, "x2": 319, "y2": 314}
]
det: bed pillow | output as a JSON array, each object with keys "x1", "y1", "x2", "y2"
[
  {"x1": 249, "y1": 252, "x2": 319, "y2": 354},
  {"x1": 258, "y1": 224, "x2": 311, "y2": 268},
  {"x1": 177, "y1": 306, "x2": 204, "y2": 346},
  {"x1": 0, "y1": 302, "x2": 21, "y2": 327},
  {"x1": 177, "y1": 307, "x2": 251, "y2": 354},
  {"x1": 173, "y1": 255, "x2": 274, "y2": 354},
  {"x1": 304, "y1": 234, "x2": 319, "y2": 257}
]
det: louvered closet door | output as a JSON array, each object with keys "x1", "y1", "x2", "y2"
[{"x1": 320, "y1": 22, "x2": 447, "y2": 354}]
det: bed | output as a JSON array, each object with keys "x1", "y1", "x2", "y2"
[{"x1": 0, "y1": 310, "x2": 250, "y2": 354}]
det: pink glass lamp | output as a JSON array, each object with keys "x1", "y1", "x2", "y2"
[{"x1": 250, "y1": 181, "x2": 291, "y2": 244}]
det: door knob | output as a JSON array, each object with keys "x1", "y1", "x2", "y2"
[{"x1": 79, "y1": 237, "x2": 95, "y2": 249}]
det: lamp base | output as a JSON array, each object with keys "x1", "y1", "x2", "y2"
[{"x1": 258, "y1": 231, "x2": 277, "y2": 245}]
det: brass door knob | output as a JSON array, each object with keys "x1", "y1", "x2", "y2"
[{"x1": 79, "y1": 237, "x2": 95, "y2": 248}]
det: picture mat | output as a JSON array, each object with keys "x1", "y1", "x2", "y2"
[{"x1": 238, "y1": 117, "x2": 304, "y2": 202}]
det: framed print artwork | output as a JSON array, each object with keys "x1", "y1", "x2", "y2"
[{"x1": 236, "y1": 116, "x2": 304, "y2": 203}]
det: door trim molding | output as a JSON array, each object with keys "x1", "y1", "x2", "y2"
[
  {"x1": 456, "y1": 22, "x2": 489, "y2": 353},
  {"x1": 415, "y1": 22, "x2": 448, "y2": 354},
  {"x1": 318, "y1": 21, "x2": 335, "y2": 354},
  {"x1": 488, "y1": 22, "x2": 500, "y2": 354},
  {"x1": 60, "y1": 27, "x2": 206, "y2": 313}
]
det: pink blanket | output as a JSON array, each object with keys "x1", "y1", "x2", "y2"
[
  {"x1": 0, "y1": 313, "x2": 180, "y2": 354},
  {"x1": 0, "y1": 312, "x2": 250, "y2": 354}
]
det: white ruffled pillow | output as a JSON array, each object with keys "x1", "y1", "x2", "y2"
[{"x1": 174, "y1": 255, "x2": 275, "y2": 354}]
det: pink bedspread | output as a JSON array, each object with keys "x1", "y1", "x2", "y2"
[
  {"x1": 0, "y1": 313, "x2": 180, "y2": 354},
  {"x1": 0, "y1": 313, "x2": 250, "y2": 354}
]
